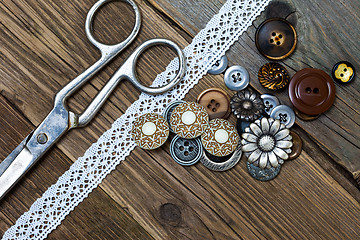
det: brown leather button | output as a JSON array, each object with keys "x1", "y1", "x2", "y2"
[
  {"x1": 197, "y1": 88, "x2": 231, "y2": 120},
  {"x1": 258, "y1": 62, "x2": 290, "y2": 90},
  {"x1": 289, "y1": 68, "x2": 336, "y2": 115},
  {"x1": 288, "y1": 131, "x2": 302, "y2": 160},
  {"x1": 255, "y1": 18, "x2": 297, "y2": 60}
]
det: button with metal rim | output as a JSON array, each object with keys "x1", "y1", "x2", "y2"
[
  {"x1": 246, "y1": 161, "x2": 281, "y2": 181},
  {"x1": 200, "y1": 143, "x2": 242, "y2": 171},
  {"x1": 163, "y1": 100, "x2": 185, "y2": 132},
  {"x1": 236, "y1": 115, "x2": 264, "y2": 135},
  {"x1": 197, "y1": 88, "x2": 231, "y2": 120},
  {"x1": 258, "y1": 62, "x2": 290, "y2": 90},
  {"x1": 208, "y1": 55, "x2": 228, "y2": 75},
  {"x1": 224, "y1": 65, "x2": 250, "y2": 91},
  {"x1": 255, "y1": 18, "x2": 297, "y2": 60},
  {"x1": 332, "y1": 61, "x2": 355, "y2": 84},
  {"x1": 170, "y1": 135, "x2": 203, "y2": 166},
  {"x1": 260, "y1": 94, "x2": 280, "y2": 116},
  {"x1": 270, "y1": 105, "x2": 296, "y2": 128}
]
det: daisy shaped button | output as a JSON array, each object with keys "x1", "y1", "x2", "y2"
[
  {"x1": 201, "y1": 119, "x2": 240, "y2": 157},
  {"x1": 170, "y1": 102, "x2": 209, "y2": 139},
  {"x1": 132, "y1": 113, "x2": 169, "y2": 150}
]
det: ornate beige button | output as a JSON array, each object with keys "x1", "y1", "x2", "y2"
[
  {"x1": 170, "y1": 102, "x2": 209, "y2": 139},
  {"x1": 131, "y1": 113, "x2": 169, "y2": 150},
  {"x1": 201, "y1": 119, "x2": 240, "y2": 157}
]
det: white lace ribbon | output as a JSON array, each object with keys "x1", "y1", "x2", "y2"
[{"x1": 3, "y1": 0, "x2": 271, "y2": 239}]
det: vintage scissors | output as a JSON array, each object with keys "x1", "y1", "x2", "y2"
[{"x1": 0, "y1": 0, "x2": 186, "y2": 200}]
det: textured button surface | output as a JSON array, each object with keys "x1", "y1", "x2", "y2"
[
  {"x1": 247, "y1": 161, "x2": 281, "y2": 181},
  {"x1": 289, "y1": 131, "x2": 302, "y2": 160},
  {"x1": 170, "y1": 136, "x2": 203, "y2": 166},
  {"x1": 255, "y1": 18, "x2": 297, "y2": 60},
  {"x1": 332, "y1": 61, "x2": 355, "y2": 84},
  {"x1": 289, "y1": 68, "x2": 336, "y2": 115},
  {"x1": 132, "y1": 113, "x2": 169, "y2": 150},
  {"x1": 236, "y1": 115, "x2": 264, "y2": 135},
  {"x1": 258, "y1": 63, "x2": 290, "y2": 90},
  {"x1": 224, "y1": 65, "x2": 250, "y2": 91},
  {"x1": 261, "y1": 94, "x2": 280, "y2": 116},
  {"x1": 163, "y1": 100, "x2": 185, "y2": 132},
  {"x1": 200, "y1": 143, "x2": 242, "y2": 171},
  {"x1": 208, "y1": 55, "x2": 228, "y2": 75},
  {"x1": 170, "y1": 102, "x2": 209, "y2": 139},
  {"x1": 231, "y1": 87, "x2": 265, "y2": 122},
  {"x1": 270, "y1": 105, "x2": 296, "y2": 128},
  {"x1": 197, "y1": 88, "x2": 231, "y2": 120},
  {"x1": 201, "y1": 119, "x2": 239, "y2": 157}
]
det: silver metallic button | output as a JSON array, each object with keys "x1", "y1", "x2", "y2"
[
  {"x1": 224, "y1": 66, "x2": 250, "y2": 91},
  {"x1": 270, "y1": 105, "x2": 295, "y2": 128},
  {"x1": 260, "y1": 94, "x2": 280, "y2": 116},
  {"x1": 170, "y1": 135, "x2": 203, "y2": 166},
  {"x1": 208, "y1": 55, "x2": 228, "y2": 75},
  {"x1": 200, "y1": 143, "x2": 242, "y2": 171},
  {"x1": 246, "y1": 161, "x2": 281, "y2": 181},
  {"x1": 163, "y1": 100, "x2": 185, "y2": 132}
]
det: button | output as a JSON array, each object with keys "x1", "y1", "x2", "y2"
[
  {"x1": 241, "y1": 118, "x2": 293, "y2": 169},
  {"x1": 200, "y1": 143, "x2": 242, "y2": 171},
  {"x1": 170, "y1": 102, "x2": 209, "y2": 139},
  {"x1": 246, "y1": 161, "x2": 281, "y2": 181},
  {"x1": 270, "y1": 105, "x2": 295, "y2": 128},
  {"x1": 294, "y1": 108, "x2": 320, "y2": 121},
  {"x1": 230, "y1": 87, "x2": 265, "y2": 121},
  {"x1": 255, "y1": 18, "x2": 297, "y2": 60},
  {"x1": 260, "y1": 94, "x2": 280, "y2": 116},
  {"x1": 332, "y1": 61, "x2": 355, "y2": 84},
  {"x1": 288, "y1": 131, "x2": 302, "y2": 160},
  {"x1": 170, "y1": 135, "x2": 203, "y2": 166},
  {"x1": 236, "y1": 115, "x2": 264, "y2": 135},
  {"x1": 208, "y1": 55, "x2": 228, "y2": 75},
  {"x1": 224, "y1": 65, "x2": 250, "y2": 91},
  {"x1": 289, "y1": 68, "x2": 336, "y2": 115},
  {"x1": 201, "y1": 119, "x2": 239, "y2": 157},
  {"x1": 197, "y1": 88, "x2": 231, "y2": 120},
  {"x1": 132, "y1": 113, "x2": 169, "y2": 150},
  {"x1": 163, "y1": 100, "x2": 185, "y2": 132},
  {"x1": 258, "y1": 63, "x2": 290, "y2": 90}
]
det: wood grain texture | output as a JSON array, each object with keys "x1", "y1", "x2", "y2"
[{"x1": 0, "y1": 0, "x2": 359, "y2": 239}]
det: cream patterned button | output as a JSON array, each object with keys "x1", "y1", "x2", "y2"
[
  {"x1": 201, "y1": 119, "x2": 240, "y2": 157},
  {"x1": 170, "y1": 102, "x2": 209, "y2": 139},
  {"x1": 132, "y1": 113, "x2": 169, "y2": 150}
]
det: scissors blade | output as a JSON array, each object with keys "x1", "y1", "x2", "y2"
[{"x1": 0, "y1": 134, "x2": 35, "y2": 200}]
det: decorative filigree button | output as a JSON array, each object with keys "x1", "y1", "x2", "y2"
[
  {"x1": 258, "y1": 63, "x2": 290, "y2": 90},
  {"x1": 230, "y1": 87, "x2": 265, "y2": 122},
  {"x1": 163, "y1": 100, "x2": 185, "y2": 132}
]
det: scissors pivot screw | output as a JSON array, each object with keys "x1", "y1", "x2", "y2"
[{"x1": 37, "y1": 133, "x2": 48, "y2": 144}]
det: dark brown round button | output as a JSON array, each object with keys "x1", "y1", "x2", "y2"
[
  {"x1": 294, "y1": 108, "x2": 320, "y2": 121},
  {"x1": 197, "y1": 88, "x2": 231, "y2": 120},
  {"x1": 255, "y1": 18, "x2": 297, "y2": 60},
  {"x1": 288, "y1": 131, "x2": 302, "y2": 160},
  {"x1": 258, "y1": 62, "x2": 290, "y2": 90},
  {"x1": 289, "y1": 68, "x2": 336, "y2": 115}
]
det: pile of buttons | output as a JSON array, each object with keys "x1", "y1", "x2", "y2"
[{"x1": 131, "y1": 16, "x2": 354, "y2": 182}]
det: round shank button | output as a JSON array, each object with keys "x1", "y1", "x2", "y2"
[
  {"x1": 260, "y1": 94, "x2": 280, "y2": 116},
  {"x1": 332, "y1": 61, "x2": 355, "y2": 84},
  {"x1": 208, "y1": 55, "x2": 228, "y2": 75},
  {"x1": 258, "y1": 63, "x2": 290, "y2": 90},
  {"x1": 288, "y1": 131, "x2": 302, "y2": 160},
  {"x1": 270, "y1": 105, "x2": 296, "y2": 128},
  {"x1": 289, "y1": 68, "x2": 336, "y2": 115},
  {"x1": 170, "y1": 102, "x2": 209, "y2": 139},
  {"x1": 255, "y1": 18, "x2": 297, "y2": 60},
  {"x1": 224, "y1": 65, "x2": 250, "y2": 91},
  {"x1": 201, "y1": 119, "x2": 240, "y2": 157},
  {"x1": 247, "y1": 161, "x2": 281, "y2": 181},
  {"x1": 132, "y1": 113, "x2": 169, "y2": 150},
  {"x1": 197, "y1": 88, "x2": 231, "y2": 120},
  {"x1": 170, "y1": 136, "x2": 203, "y2": 166}
]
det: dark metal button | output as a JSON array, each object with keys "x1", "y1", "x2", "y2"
[
  {"x1": 255, "y1": 18, "x2": 297, "y2": 60},
  {"x1": 258, "y1": 63, "x2": 290, "y2": 90},
  {"x1": 246, "y1": 161, "x2": 281, "y2": 181},
  {"x1": 163, "y1": 100, "x2": 185, "y2": 132},
  {"x1": 236, "y1": 115, "x2": 264, "y2": 135},
  {"x1": 260, "y1": 94, "x2": 280, "y2": 116},
  {"x1": 224, "y1": 65, "x2": 250, "y2": 91},
  {"x1": 270, "y1": 105, "x2": 295, "y2": 128},
  {"x1": 230, "y1": 87, "x2": 265, "y2": 122},
  {"x1": 197, "y1": 88, "x2": 231, "y2": 120},
  {"x1": 200, "y1": 143, "x2": 242, "y2": 171},
  {"x1": 170, "y1": 136, "x2": 203, "y2": 166},
  {"x1": 288, "y1": 131, "x2": 302, "y2": 160},
  {"x1": 208, "y1": 55, "x2": 228, "y2": 75},
  {"x1": 289, "y1": 68, "x2": 336, "y2": 115},
  {"x1": 332, "y1": 61, "x2": 355, "y2": 84}
]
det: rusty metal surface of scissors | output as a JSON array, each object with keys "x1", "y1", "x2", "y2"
[{"x1": 0, "y1": 0, "x2": 186, "y2": 200}]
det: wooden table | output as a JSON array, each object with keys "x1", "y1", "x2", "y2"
[{"x1": 1, "y1": 0, "x2": 360, "y2": 239}]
